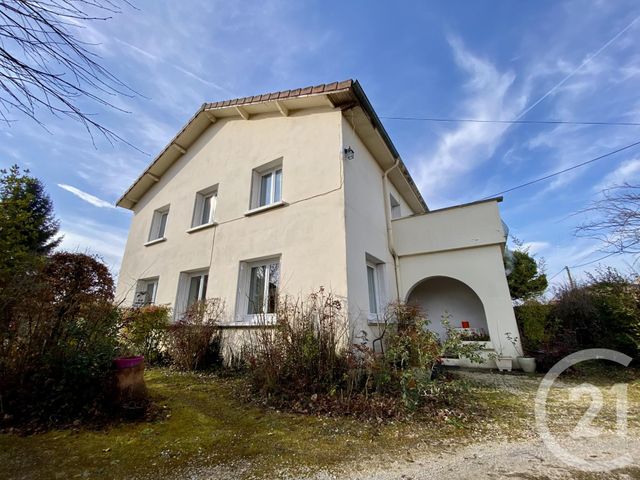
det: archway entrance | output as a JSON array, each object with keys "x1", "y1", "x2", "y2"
[{"x1": 406, "y1": 276, "x2": 489, "y2": 340}]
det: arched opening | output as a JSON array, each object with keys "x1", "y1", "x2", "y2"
[{"x1": 406, "y1": 276, "x2": 489, "y2": 340}]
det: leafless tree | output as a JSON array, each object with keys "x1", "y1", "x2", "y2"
[
  {"x1": 0, "y1": 0, "x2": 137, "y2": 145},
  {"x1": 575, "y1": 183, "x2": 640, "y2": 257}
]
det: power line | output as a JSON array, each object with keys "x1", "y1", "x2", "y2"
[
  {"x1": 548, "y1": 252, "x2": 619, "y2": 282},
  {"x1": 380, "y1": 116, "x2": 640, "y2": 127},
  {"x1": 382, "y1": 16, "x2": 640, "y2": 131},
  {"x1": 571, "y1": 251, "x2": 618, "y2": 269},
  {"x1": 484, "y1": 138, "x2": 640, "y2": 198},
  {"x1": 548, "y1": 269, "x2": 565, "y2": 281}
]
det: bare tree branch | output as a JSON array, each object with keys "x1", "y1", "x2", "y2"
[
  {"x1": 0, "y1": 0, "x2": 143, "y2": 151},
  {"x1": 575, "y1": 183, "x2": 640, "y2": 258}
]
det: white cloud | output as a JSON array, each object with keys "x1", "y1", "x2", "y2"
[
  {"x1": 58, "y1": 184, "x2": 115, "y2": 208},
  {"x1": 595, "y1": 157, "x2": 640, "y2": 190},
  {"x1": 114, "y1": 38, "x2": 236, "y2": 96},
  {"x1": 521, "y1": 241, "x2": 550, "y2": 255},
  {"x1": 57, "y1": 217, "x2": 129, "y2": 274},
  {"x1": 413, "y1": 36, "x2": 528, "y2": 207}
]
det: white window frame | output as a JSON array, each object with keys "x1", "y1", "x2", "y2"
[
  {"x1": 390, "y1": 194, "x2": 401, "y2": 220},
  {"x1": 134, "y1": 277, "x2": 158, "y2": 307},
  {"x1": 250, "y1": 159, "x2": 283, "y2": 210},
  {"x1": 191, "y1": 185, "x2": 218, "y2": 228},
  {"x1": 365, "y1": 254, "x2": 386, "y2": 322},
  {"x1": 174, "y1": 269, "x2": 209, "y2": 319},
  {"x1": 236, "y1": 256, "x2": 281, "y2": 324},
  {"x1": 148, "y1": 205, "x2": 170, "y2": 242}
]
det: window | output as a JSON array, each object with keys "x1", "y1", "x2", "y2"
[
  {"x1": 186, "y1": 272, "x2": 208, "y2": 308},
  {"x1": 191, "y1": 186, "x2": 218, "y2": 228},
  {"x1": 149, "y1": 206, "x2": 169, "y2": 241},
  {"x1": 134, "y1": 278, "x2": 158, "y2": 307},
  {"x1": 390, "y1": 194, "x2": 401, "y2": 220},
  {"x1": 367, "y1": 264, "x2": 378, "y2": 314},
  {"x1": 365, "y1": 254, "x2": 385, "y2": 319},
  {"x1": 237, "y1": 257, "x2": 280, "y2": 321},
  {"x1": 259, "y1": 168, "x2": 282, "y2": 207},
  {"x1": 175, "y1": 270, "x2": 209, "y2": 318},
  {"x1": 250, "y1": 159, "x2": 283, "y2": 209}
]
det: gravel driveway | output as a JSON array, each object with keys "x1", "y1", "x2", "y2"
[{"x1": 325, "y1": 435, "x2": 640, "y2": 479}]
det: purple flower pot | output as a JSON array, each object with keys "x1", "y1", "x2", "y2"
[{"x1": 113, "y1": 356, "x2": 144, "y2": 369}]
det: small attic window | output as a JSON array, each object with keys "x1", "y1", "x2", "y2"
[{"x1": 390, "y1": 194, "x2": 401, "y2": 219}]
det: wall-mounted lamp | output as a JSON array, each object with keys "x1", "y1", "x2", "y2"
[{"x1": 343, "y1": 146, "x2": 355, "y2": 160}]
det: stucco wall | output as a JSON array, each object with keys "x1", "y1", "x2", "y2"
[
  {"x1": 397, "y1": 244, "x2": 521, "y2": 358},
  {"x1": 116, "y1": 107, "x2": 348, "y2": 322},
  {"x1": 341, "y1": 118, "x2": 417, "y2": 342},
  {"x1": 407, "y1": 276, "x2": 489, "y2": 340},
  {"x1": 392, "y1": 200, "x2": 506, "y2": 256}
]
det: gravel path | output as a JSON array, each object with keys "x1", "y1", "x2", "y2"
[
  {"x1": 183, "y1": 435, "x2": 640, "y2": 479},
  {"x1": 322, "y1": 435, "x2": 640, "y2": 479}
]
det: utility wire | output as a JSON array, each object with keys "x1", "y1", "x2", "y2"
[
  {"x1": 380, "y1": 116, "x2": 640, "y2": 127},
  {"x1": 484, "y1": 138, "x2": 640, "y2": 198},
  {"x1": 571, "y1": 251, "x2": 618, "y2": 269},
  {"x1": 383, "y1": 16, "x2": 640, "y2": 131},
  {"x1": 548, "y1": 251, "x2": 619, "y2": 282}
]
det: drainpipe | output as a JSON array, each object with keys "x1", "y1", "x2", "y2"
[{"x1": 382, "y1": 158, "x2": 402, "y2": 302}]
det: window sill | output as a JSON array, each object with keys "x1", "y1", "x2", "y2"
[
  {"x1": 144, "y1": 237, "x2": 166, "y2": 247},
  {"x1": 186, "y1": 222, "x2": 218, "y2": 234},
  {"x1": 367, "y1": 313, "x2": 384, "y2": 324},
  {"x1": 220, "y1": 314, "x2": 278, "y2": 327},
  {"x1": 244, "y1": 201, "x2": 287, "y2": 217},
  {"x1": 218, "y1": 322, "x2": 277, "y2": 329}
]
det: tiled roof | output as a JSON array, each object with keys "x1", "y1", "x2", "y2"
[
  {"x1": 204, "y1": 80, "x2": 353, "y2": 109},
  {"x1": 116, "y1": 79, "x2": 428, "y2": 213}
]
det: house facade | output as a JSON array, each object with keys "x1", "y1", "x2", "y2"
[{"x1": 115, "y1": 80, "x2": 523, "y2": 367}]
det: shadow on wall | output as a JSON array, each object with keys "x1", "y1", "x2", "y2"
[{"x1": 406, "y1": 276, "x2": 488, "y2": 340}]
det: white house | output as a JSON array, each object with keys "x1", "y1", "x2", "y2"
[{"x1": 115, "y1": 80, "x2": 523, "y2": 367}]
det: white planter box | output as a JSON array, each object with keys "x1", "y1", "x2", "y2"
[
  {"x1": 518, "y1": 357, "x2": 536, "y2": 373},
  {"x1": 495, "y1": 357, "x2": 513, "y2": 372}
]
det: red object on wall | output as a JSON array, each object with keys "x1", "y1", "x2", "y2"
[{"x1": 461, "y1": 321, "x2": 470, "y2": 329}]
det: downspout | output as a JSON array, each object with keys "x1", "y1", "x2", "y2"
[{"x1": 382, "y1": 158, "x2": 402, "y2": 302}]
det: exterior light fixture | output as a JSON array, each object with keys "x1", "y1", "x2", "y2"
[{"x1": 343, "y1": 146, "x2": 355, "y2": 160}]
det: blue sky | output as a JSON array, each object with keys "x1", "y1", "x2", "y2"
[{"x1": 2, "y1": 0, "x2": 640, "y2": 288}]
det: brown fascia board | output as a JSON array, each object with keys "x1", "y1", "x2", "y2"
[
  {"x1": 116, "y1": 79, "x2": 428, "y2": 212},
  {"x1": 116, "y1": 103, "x2": 207, "y2": 208}
]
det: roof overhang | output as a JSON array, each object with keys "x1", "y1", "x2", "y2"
[{"x1": 116, "y1": 80, "x2": 428, "y2": 212}]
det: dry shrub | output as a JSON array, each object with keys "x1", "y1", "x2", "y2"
[
  {"x1": 167, "y1": 298, "x2": 225, "y2": 370},
  {"x1": 247, "y1": 288, "x2": 350, "y2": 398},
  {"x1": 244, "y1": 290, "x2": 482, "y2": 418}
]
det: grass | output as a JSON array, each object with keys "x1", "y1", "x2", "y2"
[
  {"x1": 0, "y1": 365, "x2": 638, "y2": 479},
  {"x1": 0, "y1": 369, "x2": 478, "y2": 479}
]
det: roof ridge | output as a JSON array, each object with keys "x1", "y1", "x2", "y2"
[{"x1": 204, "y1": 79, "x2": 353, "y2": 110}]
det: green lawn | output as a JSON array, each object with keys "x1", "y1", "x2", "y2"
[{"x1": 0, "y1": 366, "x2": 637, "y2": 479}]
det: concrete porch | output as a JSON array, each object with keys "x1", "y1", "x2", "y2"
[{"x1": 391, "y1": 198, "x2": 523, "y2": 368}]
